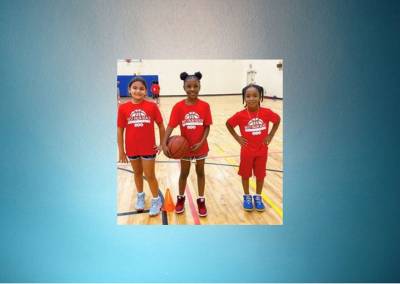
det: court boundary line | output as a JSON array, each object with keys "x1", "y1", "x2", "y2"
[
  {"x1": 117, "y1": 210, "x2": 150, "y2": 216},
  {"x1": 118, "y1": 161, "x2": 283, "y2": 173}
]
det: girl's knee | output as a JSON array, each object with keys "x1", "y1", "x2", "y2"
[
  {"x1": 195, "y1": 163, "x2": 205, "y2": 176},
  {"x1": 195, "y1": 168, "x2": 205, "y2": 178},
  {"x1": 134, "y1": 171, "x2": 143, "y2": 178},
  {"x1": 144, "y1": 173, "x2": 156, "y2": 182}
]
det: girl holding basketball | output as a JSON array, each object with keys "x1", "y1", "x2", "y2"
[
  {"x1": 226, "y1": 84, "x2": 280, "y2": 211},
  {"x1": 162, "y1": 72, "x2": 212, "y2": 217},
  {"x1": 117, "y1": 77, "x2": 166, "y2": 216}
]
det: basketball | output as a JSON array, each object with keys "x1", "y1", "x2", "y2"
[{"x1": 166, "y1": 136, "x2": 190, "y2": 159}]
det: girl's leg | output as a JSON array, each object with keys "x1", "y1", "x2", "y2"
[
  {"x1": 253, "y1": 155, "x2": 267, "y2": 211},
  {"x1": 256, "y1": 178, "x2": 265, "y2": 195},
  {"x1": 195, "y1": 158, "x2": 207, "y2": 216},
  {"x1": 195, "y1": 159, "x2": 205, "y2": 196},
  {"x1": 241, "y1": 177, "x2": 253, "y2": 211},
  {"x1": 253, "y1": 178, "x2": 266, "y2": 211},
  {"x1": 254, "y1": 154, "x2": 267, "y2": 194},
  {"x1": 239, "y1": 150, "x2": 253, "y2": 195},
  {"x1": 131, "y1": 158, "x2": 145, "y2": 211},
  {"x1": 142, "y1": 159, "x2": 159, "y2": 198},
  {"x1": 142, "y1": 158, "x2": 163, "y2": 216},
  {"x1": 130, "y1": 159, "x2": 143, "y2": 193},
  {"x1": 179, "y1": 159, "x2": 191, "y2": 195},
  {"x1": 241, "y1": 177, "x2": 250, "y2": 195}
]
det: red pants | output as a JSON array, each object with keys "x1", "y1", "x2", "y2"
[{"x1": 238, "y1": 147, "x2": 268, "y2": 179}]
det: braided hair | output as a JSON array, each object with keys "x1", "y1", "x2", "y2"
[{"x1": 242, "y1": 83, "x2": 264, "y2": 105}]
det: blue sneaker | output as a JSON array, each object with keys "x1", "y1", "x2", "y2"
[
  {"x1": 253, "y1": 195, "x2": 265, "y2": 211},
  {"x1": 149, "y1": 196, "x2": 162, "y2": 216},
  {"x1": 243, "y1": 195, "x2": 254, "y2": 211},
  {"x1": 136, "y1": 192, "x2": 145, "y2": 211}
]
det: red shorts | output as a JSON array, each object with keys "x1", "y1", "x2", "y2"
[{"x1": 238, "y1": 147, "x2": 268, "y2": 179}]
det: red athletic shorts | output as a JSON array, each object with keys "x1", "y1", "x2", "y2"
[{"x1": 238, "y1": 147, "x2": 268, "y2": 179}]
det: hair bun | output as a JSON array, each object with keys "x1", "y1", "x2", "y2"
[
  {"x1": 180, "y1": 72, "x2": 188, "y2": 81},
  {"x1": 194, "y1": 72, "x2": 202, "y2": 80}
]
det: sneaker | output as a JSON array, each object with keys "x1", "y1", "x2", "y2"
[
  {"x1": 136, "y1": 192, "x2": 145, "y2": 211},
  {"x1": 253, "y1": 195, "x2": 265, "y2": 212},
  {"x1": 197, "y1": 197, "x2": 207, "y2": 217},
  {"x1": 149, "y1": 196, "x2": 162, "y2": 216},
  {"x1": 243, "y1": 194, "x2": 254, "y2": 211},
  {"x1": 175, "y1": 195, "x2": 185, "y2": 214}
]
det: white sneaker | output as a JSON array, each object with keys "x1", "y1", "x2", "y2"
[
  {"x1": 149, "y1": 196, "x2": 162, "y2": 216},
  {"x1": 136, "y1": 192, "x2": 145, "y2": 211}
]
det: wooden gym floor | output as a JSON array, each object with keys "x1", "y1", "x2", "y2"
[{"x1": 117, "y1": 95, "x2": 283, "y2": 225}]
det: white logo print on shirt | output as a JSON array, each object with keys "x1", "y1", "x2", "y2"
[
  {"x1": 244, "y1": 118, "x2": 266, "y2": 136},
  {"x1": 128, "y1": 109, "x2": 151, "y2": 127},
  {"x1": 182, "y1": 112, "x2": 203, "y2": 130}
]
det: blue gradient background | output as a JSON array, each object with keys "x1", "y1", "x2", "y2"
[{"x1": 1, "y1": 0, "x2": 399, "y2": 282}]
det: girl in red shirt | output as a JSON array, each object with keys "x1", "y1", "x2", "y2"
[
  {"x1": 226, "y1": 84, "x2": 280, "y2": 212},
  {"x1": 162, "y1": 72, "x2": 212, "y2": 217},
  {"x1": 117, "y1": 77, "x2": 166, "y2": 216}
]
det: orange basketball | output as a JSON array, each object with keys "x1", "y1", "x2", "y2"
[{"x1": 166, "y1": 136, "x2": 190, "y2": 159}]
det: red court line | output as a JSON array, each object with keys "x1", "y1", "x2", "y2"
[
  {"x1": 185, "y1": 184, "x2": 201, "y2": 225},
  {"x1": 177, "y1": 163, "x2": 200, "y2": 225}
]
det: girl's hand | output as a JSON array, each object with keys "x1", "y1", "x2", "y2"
[
  {"x1": 162, "y1": 144, "x2": 170, "y2": 157},
  {"x1": 153, "y1": 145, "x2": 162, "y2": 155},
  {"x1": 264, "y1": 135, "x2": 272, "y2": 145},
  {"x1": 236, "y1": 136, "x2": 248, "y2": 146},
  {"x1": 118, "y1": 152, "x2": 128, "y2": 163},
  {"x1": 190, "y1": 142, "x2": 203, "y2": 152}
]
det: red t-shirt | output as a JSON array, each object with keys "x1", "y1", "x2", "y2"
[
  {"x1": 168, "y1": 99, "x2": 212, "y2": 156},
  {"x1": 227, "y1": 107, "x2": 280, "y2": 153},
  {"x1": 117, "y1": 100, "x2": 163, "y2": 156},
  {"x1": 151, "y1": 84, "x2": 160, "y2": 95}
]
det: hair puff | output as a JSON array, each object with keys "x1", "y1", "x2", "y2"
[
  {"x1": 180, "y1": 72, "x2": 189, "y2": 81},
  {"x1": 194, "y1": 72, "x2": 202, "y2": 80}
]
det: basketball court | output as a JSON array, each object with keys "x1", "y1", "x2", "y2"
[{"x1": 117, "y1": 94, "x2": 283, "y2": 225}]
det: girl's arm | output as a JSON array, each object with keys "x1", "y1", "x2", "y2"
[
  {"x1": 155, "y1": 122, "x2": 166, "y2": 154},
  {"x1": 265, "y1": 120, "x2": 280, "y2": 145},
  {"x1": 117, "y1": 127, "x2": 128, "y2": 163},
  {"x1": 191, "y1": 125, "x2": 210, "y2": 151},
  {"x1": 161, "y1": 126, "x2": 174, "y2": 156},
  {"x1": 226, "y1": 122, "x2": 247, "y2": 146}
]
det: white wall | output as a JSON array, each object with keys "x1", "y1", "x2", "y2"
[
  {"x1": 117, "y1": 59, "x2": 283, "y2": 98},
  {"x1": 240, "y1": 60, "x2": 283, "y2": 98}
]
